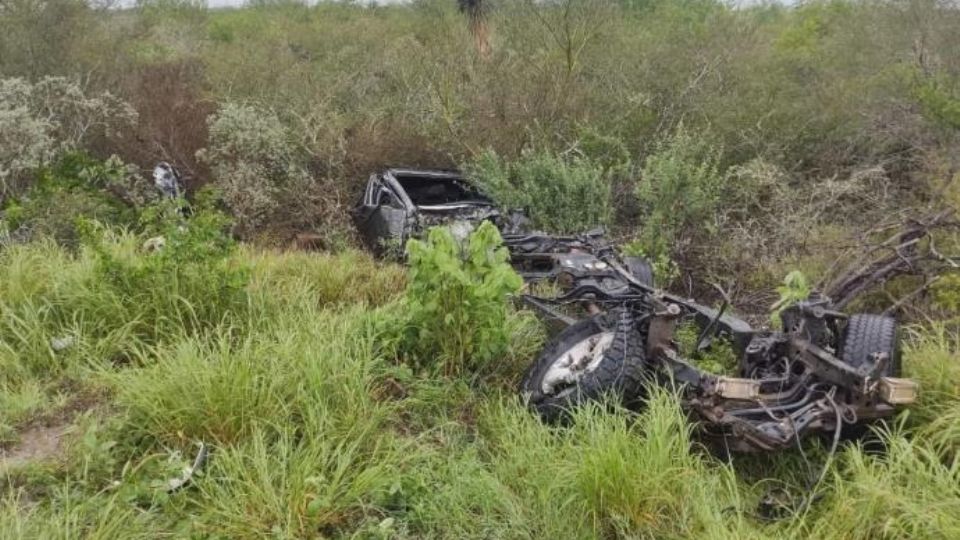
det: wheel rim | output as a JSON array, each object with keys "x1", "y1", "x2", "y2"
[{"x1": 541, "y1": 332, "x2": 615, "y2": 395}]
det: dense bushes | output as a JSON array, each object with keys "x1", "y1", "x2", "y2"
[
  {"x1": 2, "y1": 153, "x2": 147, "y2": 246},
  {"x1": 468, "y1": 149, "x2": 614, "y2": 233},
  {"x1": 0, "y1": 77, "x2": 135, "y2": 197},
  {"x1": 4, "y1": 1, "x2": 958, "y2": 262}
]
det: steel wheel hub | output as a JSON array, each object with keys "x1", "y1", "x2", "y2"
[{"x1": 541, "y1": 332, "x2": 615, "y2": 395}]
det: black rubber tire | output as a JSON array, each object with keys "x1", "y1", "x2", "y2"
[
  {"x1": 840, "y1": 314, "x2": 901, "y2": 377},
  {"x1": 623, "y1": 256, "x2": 655, "y2": 288},
  {"x1": 519, "y1": 309, "x2": 647, "y2": 423},
  {"x1": 836, "y1": 314, "x2": 901, "y2": 443}
]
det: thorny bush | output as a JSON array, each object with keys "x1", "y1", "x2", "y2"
[
  {"x1": 0, "y1": 77, "x2": 136, "y2": 197},
  {"x1": 197, "y1": 102, "x2": 311, "y2": 237}
]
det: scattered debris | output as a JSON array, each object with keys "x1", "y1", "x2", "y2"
[
  {"x1": 165, "y1": 442, "x2": 209, "y2": 493},
  {"x1": 50, "y1": 335, "x2": 75, "y2": 352},
  {"x1": 520, "y1": 267, "x2": 916, "y2": 451},
  {"x1": 142, "y1": 235, "x2": 166, "y2": 252},
  {"x1": 153, "y1": 162, "x2": 183, "y2": 199},
  {"x1": 353, "y1": 168, "x2": 654, "y2": 292}
]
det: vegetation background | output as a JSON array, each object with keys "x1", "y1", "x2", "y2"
[{"x1": 1, "y1": 0, "x2": 960, "y2": 538}]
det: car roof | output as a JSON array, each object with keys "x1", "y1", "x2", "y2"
[{"x1": 385, "y1": 167, "x2": 465, "y2": 180}]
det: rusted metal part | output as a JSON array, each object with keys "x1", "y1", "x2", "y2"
[
  {"x1": 530, "y1": 280, "x2": 917, "y2": 451},
  {"x1": 647, "y1": 301, "x2": 681, "y2": 356},
  {"x1": 879, "y1": 377, "x2": 918, "y2": 405},
  {"x1": 711, "y1": 377, "x2": 761, "y2": 400}
]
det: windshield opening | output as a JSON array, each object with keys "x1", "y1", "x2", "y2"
[{"x1": 394, "y1": 174, "x2": 490, "y2": 206}]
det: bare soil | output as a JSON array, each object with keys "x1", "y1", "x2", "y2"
[{"x1": 0, "y1": 423, "x2": 70, "y2": 472}]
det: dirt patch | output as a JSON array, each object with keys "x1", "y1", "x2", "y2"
[
  {"x1": 0, "y1": 386, "x2": 108, "y2": 473},
  {"x1": 0, "y1": 423, "x2": 70, "y2": 472}
]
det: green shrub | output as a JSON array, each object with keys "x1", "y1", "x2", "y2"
[
  {"x1": 771, "y1": 269, "x2": 811, "y2": 326},
  {"x1": 2, "y1": 153, "x2": 147, "y2": 246},
  {"x1": 674, "y1": 320, "x2": 738, "y2": 376},
  {"x1": 622, "y1": 241, "x2": 680, "y2": 287},
  {"x1": 932, "y1": 273, "x2": 960, "y2": 317},
  {"x1": 0, "y1": 77, "x2": 136, "y2": 197},
  {"x1": 400, "y1": 221, "x2": 522, "y2": 377},
  {"x1": 635, "y1": 127, "x2": 725, "y2": 262},
  {"x1": 915, "y1": 77, "x2": 960, "y2": 131},
  {"x1": 466, "y1": 149, "x2": 613, "y2": 233},
  {"x1": 197, "y1": 102, "x2": 311, "y2": 236},
  {"x1": 0, "y1": 94, "x2": 52, "y2": 196},
  {"x1": 80, "y1": 191, "x2": 249, "y2": 342}
]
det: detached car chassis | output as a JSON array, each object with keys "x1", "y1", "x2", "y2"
[
  {"x1": 519, "y1": 268, "x2": 918, "y2": 452},
  {"x1": 354, "y1": 169, "x2": 918, "y2": 452}
]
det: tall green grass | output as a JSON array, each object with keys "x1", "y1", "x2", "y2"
[{"x1": 1, "y1": 239, "x2": 959, "y2": 539}]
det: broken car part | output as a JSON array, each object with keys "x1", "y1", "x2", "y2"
[
  {"x1": 165, "y1": 442, "x2": 208, "y2": 493},
  {"x1": 520, "y1": 276, "x2": 917, "y2": 452}
]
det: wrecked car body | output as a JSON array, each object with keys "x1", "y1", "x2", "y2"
[
  {"x1": 354, "y1": 168, "x2": 653, "y2": 290},
  {"x1": 354, "y1": 167, "x2": 918, "y2": 452},
  {"x1": 353, "y1": 168, "x2": 507, "y2": 255}
]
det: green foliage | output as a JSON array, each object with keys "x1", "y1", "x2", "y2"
[
  {"x1": 810, "y1": 424, "x2": 960, "y2": 539},
  {"x1": 247, "y1": 247, "x2": 407, "y2": 312},
  {"x1": 0, "y1": 77, "x2": 136, "y2": 197},
  {"x1": 2, "y1": 153, "x2": 146, "y2": 246},
  {"x1": 0, "y1": 0, "x2": 91, "y2": 76},
  {"x1": 79, "y1": 191, "x2": 249, "y2": 342},
  {"x1": 467, "y1": 148, "x2": 613, "y2": 233},
  {"x1": 1, "y1": 239, "x2": 960, "y2": 538},
  {"x1": 197, "y1": 102, "x2": 311, "y2": 236},
  {"x1": 401, "y1": 221, "x2": 523, "y2": 376},
  {"x1": 622, "y1": 241, "x2": 680, "y2": 286},
  {"x1": 932, "y1": 273, "x2": 960, "y2": 317},
  {"x1": 915, "y1": 77, "x2": 960, "y2": 131},
  {"x1": 635, "y1": 127, "x2": 725, "y2": 262},
  {"x1": 772, "y1": 270, "x2": 811, "y2": 325},
  {"x1": 674, "y1": 320, "x2": 739, "y2": 376},
  {"x1": 4, "y1": 1, "x2": 960, "y2": 537}
]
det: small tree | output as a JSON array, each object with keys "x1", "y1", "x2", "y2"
[
  {"x1": 467, "y1": 148, "x2": 613, "y2": 234},
  {"x1": 197, "y1": 102, "x2": 310, "y2": 236},
  {"x1": 402, "y1": 221, "x2": 522, "y2": 377},
  {"x1": 634, "y1": 127, "x2": 725, "y2": 263}
]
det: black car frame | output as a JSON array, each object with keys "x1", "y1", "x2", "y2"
[{"x1": 518, "y1": 256, "x2": 918, "y2": 452}]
